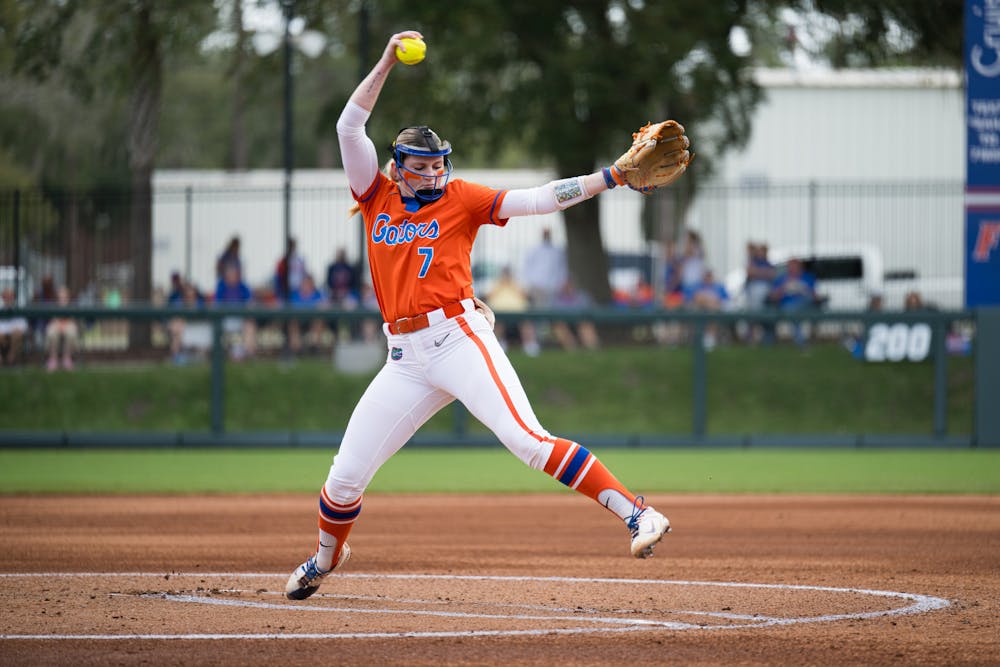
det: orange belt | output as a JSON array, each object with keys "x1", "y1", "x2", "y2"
[{"x1": 387, "y1": 301, "x2": 467, "y2": 335}]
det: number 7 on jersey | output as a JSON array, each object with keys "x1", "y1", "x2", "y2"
[{"x1": 416, "y1": 247, "x2": 433, "y2": 278}]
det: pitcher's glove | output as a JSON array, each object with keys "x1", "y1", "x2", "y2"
[
  {"x1": 609, "y1": 121, "x2": 692, "y2": 194},
  {"x1": 473, "y1": 297, "x2": 496, "y2": 328}
]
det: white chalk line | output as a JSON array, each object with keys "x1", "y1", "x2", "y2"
[
  {"x1": 146, "y1": 593, "x2": 703, "y2": 630},
  {"x1": 0, "y1": 572, "x2": 950, "y2": 640},
  {"x1": 242, "y1": 588, "x2": 781, "y2": 622}
]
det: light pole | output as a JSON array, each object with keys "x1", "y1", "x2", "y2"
[
  {"x1": 282, "y1": 0, "x2": 293, "y2": 254},
  {"x1": 252, "y1": 1, "x2": 326, "y2": 255}
]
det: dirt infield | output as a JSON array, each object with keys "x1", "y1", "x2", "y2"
[{"x1": 1, "y1": 493, "x2": 998, "y2": 666}]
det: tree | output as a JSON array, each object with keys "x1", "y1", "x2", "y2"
[
  {"x1": 9, "y1": 0, "x2": 215, "y2": 344},
  {"x1": 804, "y1": 0, "x2": 963, "y2": 68}
]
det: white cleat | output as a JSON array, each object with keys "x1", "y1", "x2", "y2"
[
  {"x1": 285, "y1": 543, "x2": 351, "y2": 600},
  {"x1": 627, "y1": 500, "x2": 671, "y2": 558}
]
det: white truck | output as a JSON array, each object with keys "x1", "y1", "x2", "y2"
[{"x1": 724, "y1": 244, "x2": 964, "y2": 312}]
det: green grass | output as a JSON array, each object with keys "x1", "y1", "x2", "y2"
[
  {"x1": 0, "y1": 448, "x2": 996, "y2": 495},
  {"x1": 0, "y1": 344, "x2": 976, "y2": 435}
]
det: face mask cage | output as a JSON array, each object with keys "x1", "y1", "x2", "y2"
[{"x1": 391, "y1": 126, "x2": 453, "y2": 202}]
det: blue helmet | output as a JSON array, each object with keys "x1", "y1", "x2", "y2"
[{"x1": 391, "y1": 126, "x2": 453, "y2": 203}]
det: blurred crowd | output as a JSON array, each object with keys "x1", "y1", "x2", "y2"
[
  {"x1": 160, "y1": 235, "x2": 380, "y2": 365},
  {"x1": 0, "y1": 228, "x2": 942, "y2": 369}
]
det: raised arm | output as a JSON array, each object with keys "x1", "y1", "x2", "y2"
[{"x1": 336, "y1": 30, "x2": 423, "y2": 196}]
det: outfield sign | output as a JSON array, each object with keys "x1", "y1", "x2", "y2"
[
  {"x1": 966, "y1": 0, "x2": 1000, "y2": 306},
  {"x1": 863, "y1": 322, "x2": 933, "y2": 363}
]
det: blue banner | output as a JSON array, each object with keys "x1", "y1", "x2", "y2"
[
  {"x1": 966, "y1": 0, "x2": 1000, "y2": 306},
  {"x1": 966, "y1": 210, "x2": 1000, "y2": 305}
]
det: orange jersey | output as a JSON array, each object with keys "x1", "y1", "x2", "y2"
[{"x1": 355, "y1": 173, "x2": 509, "y2": 323}]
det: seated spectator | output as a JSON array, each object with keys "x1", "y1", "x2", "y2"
[
  {"x1": 550, "y1": 279, "x2": 600, "y2": 352},
  {"x1": 288, "y1": 274, "x2": 329, "y2": 355},
  {"x1": 0, "y1": 288, "x2": 28, "y2": 366},
  {"x1": 325, "y1": 248, "x2": 361, "y2": 343},
  {"x1": 613, "y1": 280, "x2": 655, "y2": 310},
  {"x1": 214, "y1": 263, "x2": 256, "y2": 360},
  {"x1": 844, "y1": 291, "x2": 885, "y2": 359},
  {"x1": 486, "y1": 265, "x2": 540, "y2": 357},
  {"x1": 662, "y1": 239, "x2": 685, "y2": 309},
  {"x1": 744, "y1": 242, "x2": 776, "y2": 310},
  {"x1": 904, "y1": 290, "x2": 936, "y2": 311},
  {"x1": 44, "y1": 285, "x2": 78, "y2": 372},
  {"x1": 167, "y1": 272, "x2": 185, "y2": 306},
  {"x1": 32, "y1": 275, "x2": 58, "y2": 344},
  {"x1": 252, "y1": 283, "x2": 282, "y2": 344},
  {"x1": 678, "y1": 229, "x2": 707, "y2": 296},
  {"x1": 168, "y1": 282, "x2": 207, "y2": 365},
  {"x1": 326, "y1": 248, "x2": 360, "y2": 308},
  {"x1": 740, "y1": 242, "x2": 774, "y2": 342},
  {"x1": 684, "y1": 269, "x2": 730, "y2": 350},
  {"x1": 768, "y1": 258, "x2": 818, "y2": 310},
  {"x1": 767, "y1": 258, "x2": 818, "y2": 346},
  {"x1": 684, "y1": 269, "x2": 730, "y2": 311}
]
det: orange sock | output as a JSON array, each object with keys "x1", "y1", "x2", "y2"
[
  {"x1": 315, "y1": 487, "x2": 361, "y2": 570},
  {"x1": 543, "y1": 438, "x2": 644, "y2": 519}
]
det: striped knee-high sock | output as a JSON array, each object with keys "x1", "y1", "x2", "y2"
[
  {"x1": 315, "y1": 486, "x2": 361, "y2": 571},
  {"x1": 543, "y1": 438, "x2": 645, "y2": 521}
]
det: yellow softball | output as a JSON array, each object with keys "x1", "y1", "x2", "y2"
[{"x1": 395, "y1": 37, "x2": 426, "y2": 65}]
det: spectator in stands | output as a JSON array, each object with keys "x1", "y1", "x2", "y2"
[
  {"x1": 523, "y1": 228, "x2": 590, "y2": 352},
  {"x1": 845, "y1": 292, "x2": 884, "y2": 359},
  {"x1": 326, "y1": 247, "x2": 361, "y2": 343},
  {"x1": 273, "y1": 238, "x2": 309, "y2": 355},
  {"x1": 768, "y1": 258, "x2": 818, "y2": 346},
  {"x1": 216, "y1": 236, "x2": 242, "y2": 282},
  {"x1": 44, "y1": 285, "x2": 78, "y2": 372},
  {"x1": 326, "y1": 247, "x2": 360, "y2": 307},
  {"x1": 904, "y1": 290, "x2": 935, "y2": 311},
  {"x1": 742, "y1": 242, "x2": 776, "y2": 343},
  {"x1": 214, "y1": 263, "x2": 256, "y2": 360},
  {"x1": 630, "y1": 280, "x2": 655, "y2": 309},
  {"x1": 486, "y1": 265, "x2": 540, "y2": 356},
  {"x1": 685, "y1": 268, "x2": 729, "y2": 310},
  {"x1": 550, "y1": 278, "x2": 600, "y2": 352},
  {"x1": 522, "y1": 227, "x2": 567, "y2": 311},
  {"x1": 32, "y1": 275, "x2": 58, "y2": 343},
  {"x1": 167, "y1": 282, "x2": 207, "y2": 365},
  {"x1": 288, "y1": 274, "x2": 328, "y2": 356},
  {"x1": 275, "y1": 237, "x2": 307, "y2": 303},
  {"x1": 744, "y1": 242, "x2": 776, "y2": 310},
  {"x1": 167, "y1": 272, "x2": 185, "y2": 306},
  {"x1": 661, "y1": 239, "x2": 685, "y2": 309},
  {"x1": 0, "y1": 288, "x2": 28, "y2": 366},
  {"x1": 684, "y1": 268, "x2": 730, "y2": 350},
  {"x1": 768, "y1": 258, "x2": 818, "y2": 310},
  {"x1": 678, "y1": 229, "x2": 707, "y2": 296}
]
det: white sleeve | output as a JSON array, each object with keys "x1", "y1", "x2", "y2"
[
  {"x1": 497, "y1": 177, "x2": 594, "y2": 219},
  {"x1": 336, "y1": 101, "x2": 380, "y2": 196}
]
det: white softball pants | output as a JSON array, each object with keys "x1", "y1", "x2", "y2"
[{"x1": 324, "y1": 299, "x2": 556, "y2": 504}]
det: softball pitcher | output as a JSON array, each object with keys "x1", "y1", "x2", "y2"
[{"x1": 287, "y1": 30, "x2": 691, "y2": 600}]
